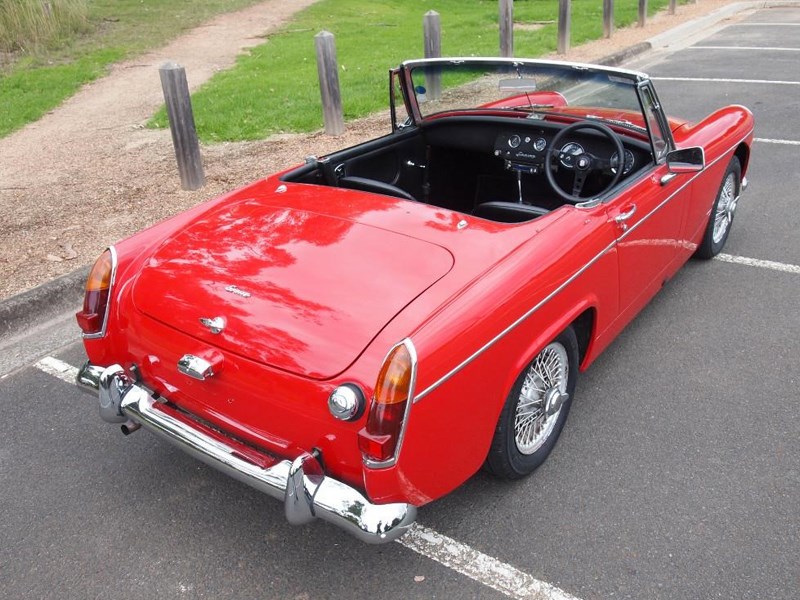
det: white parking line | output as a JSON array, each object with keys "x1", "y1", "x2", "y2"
[
  {"x1": 398, "y1": 524, "x2": 580, "y2": 600},
  {"x1": 33, "y1": 356, "x2": 582, "y2": 600},
  {"x1": 652, "y1": 77, "x2": 800, "y2": 85},
  {"x1": 35, "y1": 356, "x2": 79, "y2": 384},
  {"x1": 754, "y1": 137, "x2": 800, "y2": 146},
  {"x1": 714, "y1": 254, "x2": 800, "y2": 275},
  {"x1": 689, "y1": 46, "x2": 800, "y2": 52}
]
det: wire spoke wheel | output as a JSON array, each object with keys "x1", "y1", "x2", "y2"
[
  {"x1": 513, "y1": 342, "x2": 569, "y2": 455},
  {"x1": 486, "y1": 326, "x2": 578, "y2": 479},
  {"x1": 712, "y1": 172, "x2": 737, "y2": 244},
  {"x1": 697, "y1": 156, "x2": 741, "y2": 260}
]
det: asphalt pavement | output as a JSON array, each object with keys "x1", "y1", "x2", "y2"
[{"x1": 1, "y1": 6, "x2": 799, "y2": 600}]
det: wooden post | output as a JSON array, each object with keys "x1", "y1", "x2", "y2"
[
  {"x1": 423, "y1": 11, "x2": 442, "y2": 101},
  {"x1": 557, "y1": 0, "x2": 571, "y2": 55},
  {"x1": 499, "y1": 0, "x2": 513, "y2": 58},
  {"x1": 159, "y1": 62, "x2": 205, "y2": 191},
  {"x1": 669, "y1": 0, "x2": 676, "y2": 15},
  {"x1": 638, "y1": 0, "x2": 647, "y2": 27},
  {"x1": 314, "y1": 31, "x2": 344, "y2": 136},
  {"x1": 603, "y1": 0, "x2": 614, "y2": 38}
]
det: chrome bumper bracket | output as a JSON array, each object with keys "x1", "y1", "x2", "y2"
[{"x1": 76, "y1": 362, "x2": 416, "y2": 543}]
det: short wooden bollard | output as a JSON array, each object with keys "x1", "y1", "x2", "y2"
[
  {"x1": 423, "y1": 10, "x2": 442, "y2": 101},
  {"x1": 315, "y1": 31, "x2": 345, "y2": 136},
  {"x1": 638, "y1": 0, "x2": 648, "y2": 27},
  {"x1": 499, "y1": 0, "x2": 513, "y2": 58},
  {"x1": 603, "y1": 0, "x2": 614, "y2": 38},
  {"x1": 558, "y1": 0, "x2": 571, "y2": 55},
  {"x1": 159, "y1": 62, "x2": 205, "y2": 191}
]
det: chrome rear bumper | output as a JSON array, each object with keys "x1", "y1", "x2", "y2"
[{"x1": 77, "y1": 362, "x2": 416, "y2": 543}]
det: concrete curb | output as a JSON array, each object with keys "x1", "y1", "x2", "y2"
[
  {"x1": 599, "y1": 0, "x2": 800, "y2": 66},
  {"x1": 0, "y1": 266, "x2": 88, "y2": 341},
  {"x1": 648, "y1": 0, "x2": 800, "y2": 49},
  {"x1": 597, "y1": 42, "x2": 653, "y2": 67}
]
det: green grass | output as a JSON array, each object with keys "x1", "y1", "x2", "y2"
[
  {"x1": 0, "y1": 47, "x2": 123, "y2": 135},
  {"x1": 0, "y1": 0, "x2": 266, "y2": 138},
  {"x1": 150, "y1": 0, "x2": 677, "y2": 143}
]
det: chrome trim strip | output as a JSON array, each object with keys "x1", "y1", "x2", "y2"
[
  {"x1": 363, "y1": 338, "x2": 418, "y2": 469},
  {"x1": 617, "y1": 135, "x2": 747, "y2": 243},
  {"x1": 400, "y1": 57, "x2": 648, "y2": 81},
  {"x1": 415, "y1": 238, "x2": 617, "y2": 402},
  {"x1": 82, "y1": 364, "x2": 416, "y2": 544},
  {"x1": 414, "y1": 132, "x2": 752, "y2": 402},
  {"x1": 82, "y1": 245, "x2": 118, "y2": 340}
]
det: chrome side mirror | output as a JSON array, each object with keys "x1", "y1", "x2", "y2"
[{"x1": 666, "y1": 147, "x2": 705, "y2": 174}]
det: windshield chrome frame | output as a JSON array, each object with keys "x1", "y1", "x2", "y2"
[
  {"x1": 397, "y1": 56, "x2": 655, "y2": 144},
  {"x1": 635, "y1": 80, "x2": 675, "y2": 163}
]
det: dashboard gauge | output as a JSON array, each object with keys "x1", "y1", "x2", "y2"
[
  {"x1": 508, "y1": 134, "x2": 522, "y2": 149},
  {"x1": 610, "y1": 149, "x2": 635, "y2": 175},
  {"x1": 559, "y1": 142, "x2": 584, "y2": 168},
  {"x1": 533, "y1": 137, "x2": 547, "y2": 152}
]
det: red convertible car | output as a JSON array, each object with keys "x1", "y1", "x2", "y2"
[{"x1": 76, "y1": 59, "x2": 753, "y2": 543}]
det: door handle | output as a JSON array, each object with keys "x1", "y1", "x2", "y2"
[{"x1": 614, "y1": 205, "x2": 637, "y2": 231}]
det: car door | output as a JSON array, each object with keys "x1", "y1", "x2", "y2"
[{"x1": 607, "y1": 83, "x2": 689, "y2": 319}]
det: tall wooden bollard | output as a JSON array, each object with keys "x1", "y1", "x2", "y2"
[
  {"x1": 423, "y1": 11, "x2": 442, "y2": 101},
  {"x1": 603, "y1": 0, "x2": 614, "y2": 38},
  {"x1": 499, "y1": 0, "x2": 513, "y2": 58},
  {"x1": 638, "y1": 0, "x2": 648, "y2": 27},
  {"x1": 159, "y1": 62, "x2": 205, "y2": 191},
  {"x1": 314, "y1": 31, "x2": 345, "y2": 136},
  {"x1": 558, "y1": 0, "x2": 571, "y2": 55},
  {"x1": 669, "y1": 0, "x2": 676, "y2": 15}
]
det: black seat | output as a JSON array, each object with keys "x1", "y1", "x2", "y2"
[{"x1": 472, "y1": 201, "x2": 549, "y2": 223}]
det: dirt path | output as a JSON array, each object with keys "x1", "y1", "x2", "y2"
[{"x1": 0, "y1": 0, "x2": 737, "y2": 300}]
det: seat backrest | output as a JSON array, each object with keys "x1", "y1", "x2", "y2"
[{"x1": 472, "y1": 201, "x2": 549, "y2": 223}]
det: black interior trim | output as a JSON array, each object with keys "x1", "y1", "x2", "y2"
[
  {"x1": 338, "y1": 176, "x2": 417, "y2": 201},
  {"x1": 472, "y1": 201, "x2": 550, "y2": 223}
]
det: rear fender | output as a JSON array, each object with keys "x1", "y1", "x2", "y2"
[{"x1": 502, "y1": 299, "x2": 598, "y2": 400}]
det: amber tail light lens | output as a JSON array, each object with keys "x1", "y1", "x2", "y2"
[
  {"x1": 358, "y1": 340, "x2": 417, "y2": 464},
  {"x1": 76, "y1": 249, "x2": 115, "y2": 336}
]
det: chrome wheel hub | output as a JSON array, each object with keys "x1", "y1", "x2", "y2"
[
  {"x1": 712, "y1": 173, "x2": 737, "y2": 244},
  {"x1": 514, "y1": 342, "x2": 569, "y2": 455}
]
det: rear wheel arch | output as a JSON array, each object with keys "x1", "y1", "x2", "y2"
[
  {"x1": 571, "y1": 307, "x2": 596, "y2": 369},
  {"x1": 493, "y1": 303, "x2": 597, "y2": 423}
]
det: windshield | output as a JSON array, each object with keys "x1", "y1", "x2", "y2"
[{"x1": 407, "y1": 60, "x2": 647, "y2": 132}]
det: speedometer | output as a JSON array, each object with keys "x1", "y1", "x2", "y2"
[
  {"x1": 559, "y1": 142, "x2": 584, "y2": 168},
  {"x1": 610, "y1": 150, "x2": 635, "y2": 175}
]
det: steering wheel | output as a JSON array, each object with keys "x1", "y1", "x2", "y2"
[{"x1": 545, "y1": 121, "x2": 625, "y2": 203}]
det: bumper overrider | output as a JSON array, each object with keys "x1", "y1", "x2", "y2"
[{"x1": 77, "y1": 362, "x2": 416, "y2": 543}]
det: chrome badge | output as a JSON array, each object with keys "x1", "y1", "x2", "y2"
[
  {"x1": 225, "y1": 285, "x2": 251, "y2": 298},
  {"x1": 199, "y1": 316, "x2": 226, "y2": 334}
]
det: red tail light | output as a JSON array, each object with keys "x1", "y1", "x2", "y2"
[
  {"x1": 358, "y1": 340, "x2": 417, "y2": 465},
  {"x1": 76, "y1": 248, "x2": 116, "y2": 337}
]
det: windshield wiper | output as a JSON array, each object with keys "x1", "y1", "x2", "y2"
[
  {"x1": 586, "y1": 114, "x2": 647, "y2": 134},
  {"x1": 504, "y1": 104, "x2": 555, "y2": 112}
]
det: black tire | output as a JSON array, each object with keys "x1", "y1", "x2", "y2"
[
  {"x1": 485, "y1": 326, "x2": 579, "y2": 480},
  {"x1": 695, "y1": 157, "x2": 741, "y2": 259}
]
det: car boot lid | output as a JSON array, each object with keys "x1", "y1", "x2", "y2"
[{"x1": 132, "y1": 196, "x2": 454, "y2": 380}]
